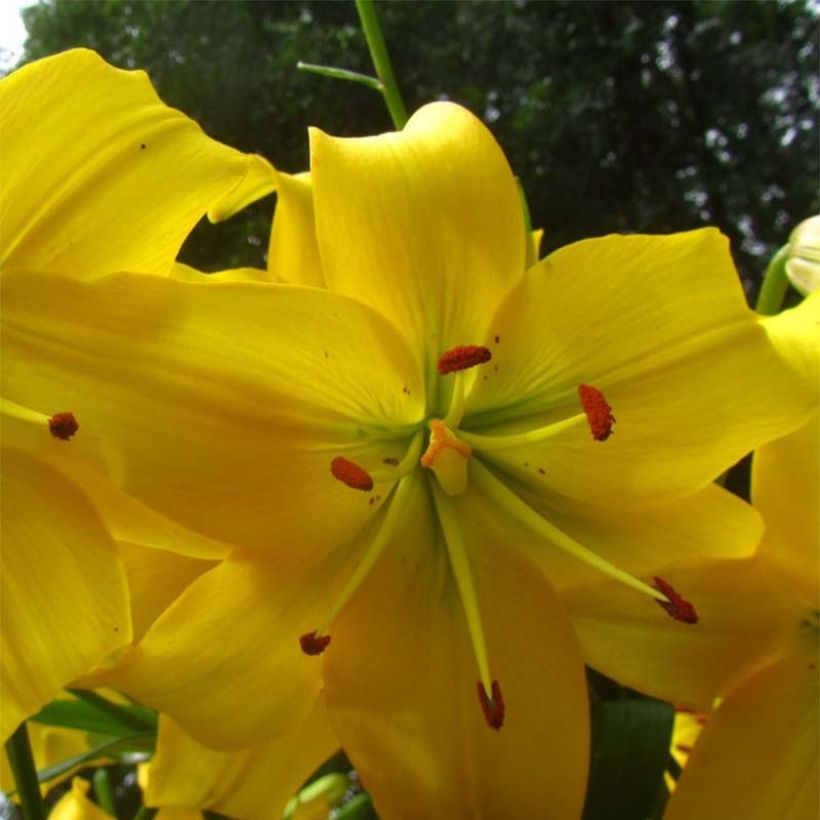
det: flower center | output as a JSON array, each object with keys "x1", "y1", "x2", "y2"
[{"x1": 313, "y1": 343, "x2": 698, "y2": 731}]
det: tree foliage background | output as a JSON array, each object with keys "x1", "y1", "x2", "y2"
[{"x1": 18, "y1": 0, "x2": 819, "y2": 293}]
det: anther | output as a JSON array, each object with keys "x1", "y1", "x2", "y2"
[
  {"x1": 477, "y1": 680, "x2": 505, "y2": 730},
  {"x1": 299, "y1": 631, "x2": 331, "y2": 656},
  {"x1": 48, "y1": 412, "x2": 78, "y2": 440},
  {"x1": 653, "y1": 577, "x2": 699, "y2": 624},
  {"x1": 438, "y1": 345, "x2": 492, "y2": 375},
  {"x1": 578, "y1": 384, "x2": 615, "y2": 441},
  {"x1": 330, "y1": 457, "x2": 373, "y2": 492}
]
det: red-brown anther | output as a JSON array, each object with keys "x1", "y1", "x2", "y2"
[
  {"x1": 437, "y1": 345, "x2": 492, "y2": 375},
  {"x1": 299, "y1": 631, "x2": 331, "y2": 656},
  {"x1": 330, "y1": 457, "x2": 374, "y2": 492},
  {"x1": 48, "y1": 412, "x2": 78, "y2": 441},
  {"x1": 653, "y1": 576, "x2": 699, "y2": 624},
  {"x1": 477, "y1": 680, "x2": 505, "y2": 731},
  {"x1": 578, "y1": 384, "x2": 616, "y2": 441}
]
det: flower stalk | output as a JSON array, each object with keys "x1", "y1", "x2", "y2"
[
  {"x1": 4, "y1": 721, "x2": 46, "y2": 820},
  {"x1": 355, "y1": 0, "x2": 408, "y2": 129}
]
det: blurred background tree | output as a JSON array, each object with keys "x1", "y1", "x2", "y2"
[{"x1": 18, "y1": 0, "x2": 818, "y2": 296}]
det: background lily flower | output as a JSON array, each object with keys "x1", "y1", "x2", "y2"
[
  {"x1": 661, "y1": 415, "x2": 819, "y2": 820},
  {"x1": 140, "y1": 701, "x2": 338, "y2": 819},
  {"x1": 0, "y1": 48, "x2": 264, "y2": 740},
  {"x1": 3, "y1": 101, "x2": 816, "y2": 817}
]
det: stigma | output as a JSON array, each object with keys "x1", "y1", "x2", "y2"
[{"x1": 421, "y1": 420, "x2": 472, "y2": 496}]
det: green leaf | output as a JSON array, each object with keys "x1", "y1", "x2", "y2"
[
  {"x1": 30, "y1": 691, "x2": 157, "y2": 737},
  {"x1": 334, "y1": 792, "x2": 376, "y2": 820},
  {"x1": 37, "y1": 734, "x2": 155, "y2": 785},
  {"x1": 582, "y1": 696, "x2": 674, "y2": 820}
]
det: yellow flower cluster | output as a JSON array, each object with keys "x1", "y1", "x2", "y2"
[{"x1": 1, "y1": 51, "x2": 817, "y2": 819}]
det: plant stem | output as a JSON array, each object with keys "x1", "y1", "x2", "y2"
[
  {"x1": 4, "y1": 722, "x2": 46, "y2": 820},
  {"x1": 355, "y1": 0, "x2": 408, "y2": 129},
  {"x1": 755, "y1": 243, "x2": 790, "y2": 315}
]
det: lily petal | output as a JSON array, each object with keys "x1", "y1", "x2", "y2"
[
  {"x1": 0, "y1": 49, "x2": 251, "y2": 277},
  {"x1": 267, "y1": 171, "x2": 325, "y2": 287},
  {"x1": 145, "y1": 701, "x2": 337, "y2": 819},
  {"x1": 476, "y1": 476, "x2": 762, "y2": 591},
  {"x1": 0, "y1": 447, "x2": 130, "y2": 741},
  {"x1": 563, "y1": 556, "x2": 806, "y2": 710},
  {"x1": 323, "y1": 486, "x2": 589, "y2": 819},
  {"x1": 104, "y1": 546, "x2": 355, "y2": 748},
  {"x1": 665, "y1": 653, "x2": 819, "y2": 820},
  {"x1": 50, "y1": 777, "x2": 112, "y2": 820},
  {"x1": 467, "y1": 231, "x2": 815, "y2": 503},
  {"x1": 753, "y1": 413, "x2": 819, "y2": 590},
  {"x1": 2, "y1": 270, "x2": 423, "y2": 554},
  {"x1": 311, "y1": 101, "x2": 524, "y2": 373}
]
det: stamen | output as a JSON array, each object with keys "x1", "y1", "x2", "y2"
[
  {"x1": 48, "y1": 412, "x2": 79, "y2": 441},
  {"x1": 477, "y1": 680, "x2": 505, "y2": 730},
  {"x1": 300, "y1": 475, "x2": 417, "y2": 654},
  {"x1": 470, "y1": 461, "x2": 670, "y2": 605},
  {"x1": 431, "y1": 485, "x2": 500, "y2": 730},
  {"x1": 653, "y1": 577, "x2": 699, "y2": 624},
  {"x1": 330, "y1": 457, "x2": 373, "y2": 492},
  {"x1": 438, "y1": 345, "x2": 492, "y2": 375},
  {"x1": 578, "y1": 384, "x2": 615, "y2": 441},
  {"x1": 299, "y1": 631, "x2": 331, "y2": 655}
]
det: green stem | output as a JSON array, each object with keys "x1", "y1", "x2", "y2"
[
  {"x1": 4, "y1": 722, "x2": 46, "y2": 820},
  {"x1": 133, "y1": 807, "x2": 157, "y2": 820},
  {"x1": 93, "y1": 767, "x2": 116, "y2": 815},
  {"x1": 67, "y1": 687, "x2": 156, "y2": 733},
  {"x1": 355, "y1": 0, "x2": 408, "y2": 129},
  {"x1": 755, "y1": 243, "x2": 790, "y2": 315}
]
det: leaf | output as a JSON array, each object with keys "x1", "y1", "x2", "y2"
[
  {"x1": 37, "y1": 734, "x2": 155, "y2": 785},
  {"x1": 30, "y1": 692, "x2": 156, "y2": 737},
  {"x1": 582, "y1": 696, "x2": 674, "y2": 820}
]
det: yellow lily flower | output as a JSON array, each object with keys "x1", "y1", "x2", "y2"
[
  {"x1": 0, "y1": 49, "x2": 265, "y2": 740},
  {"x1": 140, "y1": 701, "x2": 338, "y2": 819},
  {"x1": 3, "y1": 99, "x2": 816, "y2": 818},
  {"x1": 49, "y1": 778, "x2": 113, "y2": 820},
  {"x1": 661, "y1": 416, "x2": 819, "y2": 820}
]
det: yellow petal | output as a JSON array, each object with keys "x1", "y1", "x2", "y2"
[
  {"x1": 145, "y1": 701, "x2": 337, "y2": 819},
  {"x1": 267, "y1": 171, "x2": 325, "y2": 287},
  {"x1": 563, "y1": 556, "x2": 807, "y2": 710},
  {"x1": 485, "y1": 480, "x2": 762, "y2": 592},
  {"x1": 0, "y1": 447, "x2": 130, "y2": 741},
  {"x1": 753, "y1": 413, "x2": 819, "y2": 590},
  {"x1": 665, "y1": 653, "x2": 819, "y2": 820},
  {"x1": 311, "y1": 102, "x2": 524, "y2": 370},
  {"x1": 1, "y1": 409, "x2": 229, "y2": 561},
  {"x1": 117, "y1": 541, "x2": 216, "y2": 643},
  {"x1": 323, "y1": 489, "x2": 589, "y2": 819},
  {"x1": 104, "y1": 548, "x2": 352, "y2": 748},
  {"x1": 207, "y1": 153, "x2": 278, "y2": 223},
  {"x1": 467, "y1": 230, "x2": 815, "y2": 504},
  {"x1": 170, "y1": 261, "x2": 275, "y2": 284},
  {"x1": 0, "y1": 49, "x2": 250, "y2": 277},
  {"x1": 2, "y1": 270, "x2": 423, "y2": 555},
  {"x1": 50, "y1": 777, "x2": 112, "y2": 820}
]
